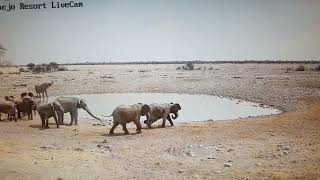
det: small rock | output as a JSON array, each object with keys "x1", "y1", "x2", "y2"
[
  {"x1": 224, "y1": 163, "x2": 232, "y2": 167},
  {"x1": 228, "y1": 148, "x2": 234, "y2": 152},
  {"x1": 214, "y1": 170, "x2": 222, "y2": 174},
  {"x1": 33, "y1": 160, "x2": 38, "y2": 164},
  {"x1": 178, "y1": 170, "x2": 183, "y2": 173},
  {"x1": 51, "y1": 157, "x2": 54, "y2": 160},
  {"x1": 207, "y1": 157, "x2": 215, "y2": 160},
  {"x1": 198, "y1": 145, "x2": 203, "y2": 148}
]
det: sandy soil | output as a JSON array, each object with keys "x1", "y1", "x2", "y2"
[{"x1": 0, "y1": 64, "x2": 319, "y2": 179}]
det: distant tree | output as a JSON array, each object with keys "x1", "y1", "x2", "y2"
[
  {"x1": 27, "y1": 63, "x2": 35, "y2": 71},
  {"x1": 49, "y1": 62, "x2": 59, "y2": 71},
  {"x1": 33, "y1": 65, "x2": 45, "y2": 73}
]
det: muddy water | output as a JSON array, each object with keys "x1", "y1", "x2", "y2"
[{"x1": 51, "y1": 93, "x2": 281, "y2": 123}]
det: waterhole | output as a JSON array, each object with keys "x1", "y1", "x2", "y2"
[{"x1": 52, "y1": 93, "x2": 281, "y2": 123}]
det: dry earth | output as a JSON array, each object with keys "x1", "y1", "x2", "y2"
[{"x1": 0, "y1": 64, "x2": 319, "y2": 179}]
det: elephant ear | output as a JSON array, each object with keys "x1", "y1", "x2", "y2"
[
  {"x1": 53, "y1": 101, "x2": 64, "y2": 112},
  {"x1": 77, "y1": 99, "x2": 86, "y2": 109},
  {"x1": 50, "y1": 102, "x2": 55, "y2": 112},
  {"x1": 141, "y1": 104, "x2": 151, "y2": 116}
]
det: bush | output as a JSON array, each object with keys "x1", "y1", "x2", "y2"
[
  {"x1": 0, "y1": 71, "x2": 3, "y2": 74},
  {"x1": 33, "y1": 65, "x2": 45, "y2": 73},
  {"x1": 186, "y1": 62, "x2": 194, "y2": 70},
  {"x1": 19, "y1": 68, "x2": 29, "y2": 72},
  {"x1": 27, "y1": 63, "x2": 35, "y2": 71},
  {"x1": 296, "y1": 65, "x2": 305, "y2": 71},
  {"x1": 57, "y1": 66, "x2": 68, "y2": 71}
]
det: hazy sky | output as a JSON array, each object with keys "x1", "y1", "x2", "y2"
[{"x1": 0, "y1": 0, "x2": 320, "y2": 64}]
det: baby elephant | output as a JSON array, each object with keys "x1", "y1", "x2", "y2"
[
  {"x1": 36, "y1": 101, "x2": 64, "y2": 128},
  {"x1": 144, "y1": 103, "x2": 181, "y2": 128},
  {"x1": 109, "y1": 103, "x2": 151, "y2": 135}
]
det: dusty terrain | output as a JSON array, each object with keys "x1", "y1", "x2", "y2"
[{"x1": 0, "y1": 64, "x2": 319, "y2": 179}]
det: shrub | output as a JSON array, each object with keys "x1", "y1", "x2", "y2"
[
  {"x1": 296, "y1": 65, "x2": 305, "y2": 71},
  {"x1": 0, "y1": 71, "x2": 3, "y2": 74},
  {"x1": 33, "y1": 65, "x2": 45, "y2": 73},
  {"x1": 19, "y1": 68, "x2": 29, "y2": 72},
  {"x1": 27, "y1": 63, "x2": 35, "y2": 71},
  {"x1": 186, "y1": 62, "x2": 194, "y2": 70},
  {"x1": 57, "y1": 66, "x2": 68, "y2": 71}
]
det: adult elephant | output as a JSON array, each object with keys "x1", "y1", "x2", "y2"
[
  {"x1": 55, "y1": 97, "x2": 102, "y2": 125},
  {"x1": 109, "y1": 103, "x2": 151, "y2": 135},
  {"x1": 144, "y1": 103, "x2": 181, "y2": 128}
]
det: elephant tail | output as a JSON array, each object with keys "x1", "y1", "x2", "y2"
[{"x1": 102, "y1": 114, "x2": 113, "y2": 118}]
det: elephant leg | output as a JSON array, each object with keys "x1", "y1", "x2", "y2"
[
  {"x1": 62, "y1": 112, "x2": 64, "y2": 124},
  {"x1": 45, "y1": 117, "x2": 49, "y2": 128},
  {"x1": 57, "y1": 111, "x2": 63, "y2": 125},
  {"x1": 109, "y1": 121, "x2": 119, "y2": 134},
  {"x1": 45, "y1": 90, "x2": 48, "y2": 98},
  {"x1": 161, "y1": 116, "x2": 167, "y2": 128},
  {"x1": 40, "y1": 116, "x2": 45, "y2": 127},
  {"x1": 167, "y1": 115, "x2": 174, "y2": 126},
  {"x1": 69, "y1": 112, "x2": 74, "y2": 125},
  {"x1": 17, "y1": 111, "x2": 21, "y2": 119},
  {"x1": 121, "y1": 123, "x2": 129, "y2": 135},
  {"x1": 53, "y1": 114, "x2": 59, "y2": 128},
  {"x1": 74, "y1": 111, "x2": 78, "y2": 125},
  {"x1": 134, "y1": 120, "x2": 142, "y2": 134}
]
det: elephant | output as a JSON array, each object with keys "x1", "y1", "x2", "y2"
[
  {"x1": 35, "y1": 82, "x2": 53, "y2": 99},
  {"x1": 109, "y1": 103, "x2": 151, "y2": 135},
  {"x1": 36, "y1": 101, "x2": 64, "y2": 128},
  {"x1": 144, "y1": 103, "x2": 181, "y2": 128},
  {"x1": 55, "y1": 97, "x2": 102, "y2": 125},
  {"x1": 0, "y1": 101, "x2": 16, "y2": 121},
  {"x1": 15, "y1": 96, "x2": 36, "y2": 120}
]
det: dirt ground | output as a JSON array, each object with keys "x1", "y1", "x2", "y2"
[{"x1": 0, "y1": 64, "x2": 319, "y2": 179}]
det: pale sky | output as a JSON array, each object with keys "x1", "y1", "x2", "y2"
[{"x1": 0, "y1": 0, "x2": 320, "y2": 64}]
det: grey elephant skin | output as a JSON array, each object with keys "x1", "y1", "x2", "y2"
[
  {"x1": 0, "y1": 101, "x2": 17, "y2": 121},
  {"x1": 144, "y1": 103, "x2": 181, "y2": 128},
  {"x1": 109, "y1": 103, "x2": 151, "y2": 135},
  {"x1": 36, "y1": 101, "x2": 64, "y2": 128},
  {"x1": 15, "y1": 96, "x2": 36, "y2": 120},
  {"x1": 55, "y1": 97, "x2": 102, "y2": 125}
]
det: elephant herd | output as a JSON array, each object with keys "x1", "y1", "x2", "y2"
[{"x1": 0, "y1": 82, "x2": 182, "y2": 135}]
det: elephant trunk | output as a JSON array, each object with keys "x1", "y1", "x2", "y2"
[
  {"x1": 171, "y1": 111, "x2": 179, "y2": 119},
  {"x1": 84, "y1": 107, "x2": 102, "y2": 122}
]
